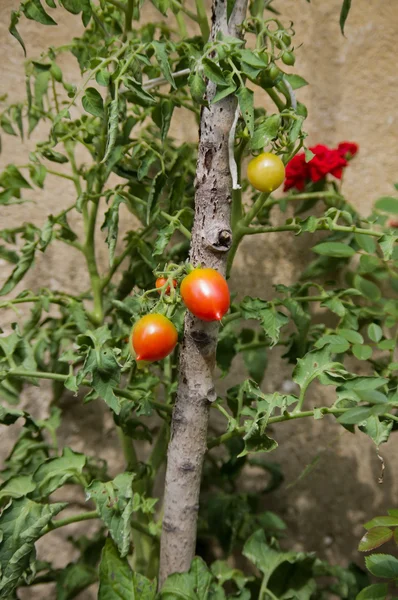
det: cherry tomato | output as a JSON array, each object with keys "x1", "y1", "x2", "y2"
[
  {"x1": 180, "y1": 268, "x2": 230, "y2": 322},
  {"x1": 155, "y1": 277, "x2": 177, "y2": 295},
  {"x1": 247, "y1": 152, "x2": 285, "y2": 193},
  {"x1": 131, "y1": 314, "x2": 177, "y2": 362}
]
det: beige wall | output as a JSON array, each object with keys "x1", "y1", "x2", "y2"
[{"x1": 1, "y1": 0, "x2": 398, "y2": 595}]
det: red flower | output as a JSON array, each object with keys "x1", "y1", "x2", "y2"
[
  {"x1": 388, "y1": 219, "x2": 398, "y2": 228},
  {"x1": 337, "y1": 142, "x2": 359, "y2": 159},
  {"x1": 308, "y1": 144, "x2": 348, "y2": 183},
  {"x1": 284, "y1": 153, "x2": 309, "y2": 191}
]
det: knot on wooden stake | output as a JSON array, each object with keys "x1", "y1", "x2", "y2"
[{"x1": 206, "y1": 227, "x2": 232, "y2": 252}]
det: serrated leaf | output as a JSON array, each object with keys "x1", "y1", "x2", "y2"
[
  {"x1": 86, "y1": 473, "x2": 136, "y2": 557},
  {"x1": 101, "y1": 194, "x2": 124, "y2": 266},
  {"x1": 0, "y1": 499, "x2": 66, "y2": 597},
  {"x1": 356, "y1": 583, "x2": 388, "y2": 600},
  {"x1": 82, "y1": 87, "x2": 104, "y2": 118},
  {"x1": 202, "y1": 58, "x2": 228, "y2": 86},
  {"x1": 152, "y1": 41, "x2": 176, "y2": 88},
  {"x1": 98, "y1": 538, "x2": 156, "y2": 600},
  {"x1": 0, "y1": 239, "x2": 38, "y2": 296},
  {"x1": 240, "y1": 297, "x2": 288, "y2": 346},
  {"x1": 22, "y1": 0, "x2": 57, "y2": 25},
  {"x1": 250, "y1": 115, "x2": 281, "y2": 150},
  {"x1": 31, "y1": 448, "x2": 86, "y2": 499},
  {"x1": 364, "y1": 516, "x2": 398, "y2": 530},
  {"x1": 153, "y1": 222, "x2": 176, "y2": 256},
  {"x1": 312, "y1": 242, "x2": 355, "y2": 258},
  {"x1": 359, "y1": 527, "x2": 393, "y2": 552},
  {"x1": 236, "y1": 87, "x2": 254, "y2": 136},
  {"x1": 160, "y1": 556, "x2": 217, "y2": 599},
  {"x1": 365, "y1": 553, "x2": 398, "y2": 579}
]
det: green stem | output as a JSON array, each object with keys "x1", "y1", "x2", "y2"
[
  {"x1": 170, "y1": 0, "x2": 198, "y2": 22},
  {"x1": 245, "y1": 222, "x2": 383, "y2": 238},
  {"x1": 265, "y1": 88, "x2": 285, "y2": 112},
  {"x1": 175, "y1": 10, "x2": 188, "y2": 37},
  {"x1": 160, "y1": 211, "x2": 191, "y2": 239},
  {"x1": 227, "y1": 192, "x2": 270, "y2": 277},
  {"x1": 45, "y1": 510, "x2": 98, "y2": 533},
  {"x1": 207, "y1": 407, "x2": 349, "y2": 449},
  {"x1": 194, "y1": 0, "x2": 210, "y2": 40},
  {"x1": 107, "y1": 0, "x2": 127, "y2": 11},
  {"x1": 231, "y1": 140, "x2": 248, "y2": 231},
  {"x1": 5, "y1": 369, "x2": 173, "y2": 414},
  {"x1": 0, "y1": 296, "x2": 69, "y2": 309},
  {"x1": 117, "y1": 426, "x2": 138, "y2": 470},
  {"x1": 124, "y1": 0, "x2": 135, "y2": 35}
]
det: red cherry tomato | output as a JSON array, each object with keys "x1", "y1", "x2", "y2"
[
  {"x1": 180, "y1": 268, "x2": 230, "y2": 322},
  {"x1": 155, "y1": 277, "x2": 177, "y2": 295},
  {"x1": 131, "y1": 314, "x2": 178, "y2": 362},
  {"x1": 247, "y1": 152, "x2": 285, "y2": 193}
]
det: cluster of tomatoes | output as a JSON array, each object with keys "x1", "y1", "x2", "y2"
[
  {"x1": 131, "y1": 268, "x2": 230, "y2": 362},
  {"x1": 130, "y1": 152, "x2": 285, "y2": 363}
]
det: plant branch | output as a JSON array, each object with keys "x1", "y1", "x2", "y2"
[
  {"x1": 159, "y1": 0, "x2": 249, "y2": 585},
  {"x1": 207, "y1": 407, "x2": 350, "y2": 449},
  {"x1": 4, "y1": 369, "x2": 173, "y2": 415}
]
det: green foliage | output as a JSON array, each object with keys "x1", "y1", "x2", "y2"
[{"x1": 0, "y1": 0, "x2": 395, "y2": 596}]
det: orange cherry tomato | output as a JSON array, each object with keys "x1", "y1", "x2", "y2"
[
  {"x1": 155, "y1": 277, "x2": 177, "y2": 295},
  {"x1": 180, "y1": 268, "x2": 230, "y2": 322},
  {"x1": 131, "y1": 314, "x2": 178, "y2": 362},
  {"x1": 247, "y1": 152, "x2": 285, "y2": 193}
]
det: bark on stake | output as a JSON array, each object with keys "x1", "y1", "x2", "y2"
[{"x1": 159, "y1": 0, "x2": 248, "y2": 585}]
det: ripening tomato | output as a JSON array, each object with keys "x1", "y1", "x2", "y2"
[
  {"x1": 247, "y1": 152, "x2": 285, "y2": 193},
  {"x1": 155, "y1": 277, "x2": 177, "y2": 295},
  {"x1": 131, "y1": 314, "x2": 178, "y2": 362},
  {"x1": 180, "y1": 268, "x2": 230, "y2": 322}
]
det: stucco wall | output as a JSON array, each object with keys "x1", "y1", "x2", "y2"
[{"x1": 1, "y1": 0, "x2": 398, "y2": 596}]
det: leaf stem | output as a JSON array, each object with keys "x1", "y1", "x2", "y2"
[
  {"x1": 194, "y1": 0, "x2": 210, "y2": 40},
  {"x1": 207, "y1": 407, "x2": 349, "y2": 449}
]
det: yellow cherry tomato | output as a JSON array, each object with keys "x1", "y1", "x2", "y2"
[{"x1": 247, "y1": 152, "x2": 285, "y2": 193}]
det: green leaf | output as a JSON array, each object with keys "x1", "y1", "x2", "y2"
[
  {"x1": 340, "y1": 0, "x2": 352, "y2": 35},
  {"x1": 239, "y1": 429, "x2": 278, "y2": 457},
  {"x1": 284, "y1": 74, "x2": 309, "y2": 90},
  {"x1": 355, "y1": 233, "x2": 376, "y2": 253},
  {"x1": 22, "y1": 0, "x2": 57, "y2": 25},
  {"x1": 56, "y1": 562, "x2": 98, "y2": 600},
  {"x1": 356, "y1": 583, "x2": 388, "y2": 600},
  {"x1": 153, "y1": 222, "x2": 176, "y2": 256},
  {"x1": 0, "y1": 245, "x2": 19, "y2": 264},
  {"x1": 101, "y1": 194, "x2": 124, "y2": 266},
  {"x1": 240, "y1": 297, "x2": 289, "y2": 346},
  {"x1": 0, "y1": 165, "x2": 31, "y2": 190},
  {"x1": 0, "y1": 499, "x2": 66, "y2": 597},
  {"x1": 354, "y1": 274, "x2": 381, "y2": 301},
  {"x1": 365, "y1": 553, "x2": 398, "y2": 579},
  {"x1": 102, "y1": 98, "x2": 119, "y2": 163},
  {"x1": 152, "y1": 41, "x2": 176, "y2": 88},
  {"x1": 359, "y1": 527, "x2": 393, "y2": 552},
  {"x1": 202, "y1": 58, "x2": 228, "y2": 86},
  {"x1": 161, "y1": 556, "x2": 219, "y2": 599},
  {"x1": 212, "y1": 83, "x2": 237, "y2": 103},
  {"x1": 364, "y1": 516, "x2": 398, "y2": 530},
  {"x1": 243, "y1": 529, "x2": 305, "y2": 582},
  {"x1": 189, "y1": 72, "x2": 207, "y2": 104},
  {"x1": 96, "y1": 69, "x2": 111, "y2": 87},
  {"x1": 375, "y1": 196, "x2": 398, "y2": 214},
  {"x1": 152, "y1": 99, "x2": 174, "y2": 141},
  {"x1": 151, "y1": 0, "x2": 170, "y2": 16},
  {"x1": 236, "y1": 87, "x2": 254, "y2": 136},
  {"x1": 250, "y1": 115, "x2": 281, "y2": 150},
  {"x1": 242, "y1": 346, "x2": 267, "y2": 385},
  {"x1": 98, "y1": 538, "x2": 156, "y2": 599},
  {"x1": 337, "y1": 407, "x2": 372, "y2": 425},
  {"x1": 0, "y1": 475, "x2": 36, "y2": 501},
  {"x1": 368, "y1": 323, "x2": 383, "y2": 342},
  {"x1": 9, "y1": 11, "x2": 26, "y2": 56},
  {"x1": 338, "y1": 329, "x2": 363, "y2": 344},
  {"x1": 41, "y1": 147, "x2": 69, "y2": 163},
  {"x1": 312, "y1": 242, "x2": 355, "y2": 258},
  {"x1": 147, "y1": 172, "x2": 165, "y2": 225},
  {"x1": 32, "y1": 448, "x2": 86, "y2": 499},
  {"x1": 86, "y1": 473, "x2": 136, "y2": 557},
  {"x1": 123, "y1": 79, "x2": 157, "y2": 107},
  {"x1": 82, "y1": 87, "x2": 104, "y2": 118},
  {"x1": 293, "y1": 347, "x2": 344, "y2": 392},
  {"x1": 238, "y1": 49, "x2": 267, "y2": 68},
  {"x1": 352, "y1": 344, "x2": 372, "y2": 360},
  {"x1": 0, "y1": 239, "x2": 38, "y2": 296},
  {"x1": 379, "y1": 234, "x2": 397, "y2": 260}
]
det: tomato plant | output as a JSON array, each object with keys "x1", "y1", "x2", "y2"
[
  {"x1": 180, "y1": 268, "x2": 230, "y2": 321},
  {"x1": 1, "y1": 0, "x2": 397, "y2": 598},
  {"x1": 131, "y1": 314, "x2": 178, "y2": 361}
]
